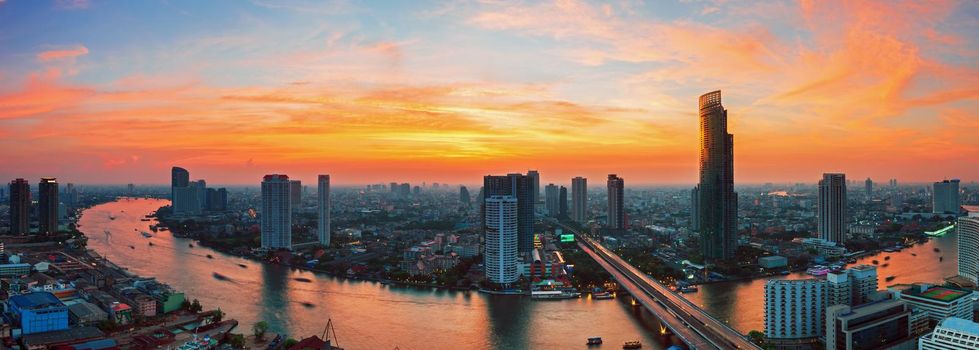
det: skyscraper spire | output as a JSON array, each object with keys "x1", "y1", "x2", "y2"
[{"x1": 697, "y1": 90, "x2": 738, "y2": 261}]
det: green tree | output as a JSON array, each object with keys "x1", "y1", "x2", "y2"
[
  {"x1": 190, "y1": 299, "x2": 203, "y2": 313},
  {"x1": 253, "y1": 321, "x2": 269, "y2": 340},
  {"x1": 213, "y1": 308, "x2": 224, "y2": 322},
  {"x1": 748, "y1": 330, "x2": 765, "y2": 346},
  {"x1": 283, "y1": 338, "x2": 299, "y2": 348},
  {"x1": 227, "y1": 334, "x2": 246, "y2": 349}
]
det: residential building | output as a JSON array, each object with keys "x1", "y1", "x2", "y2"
[
  {"x1": 289, "y1": 180, "x2": 302, "y2": 209},
  {"x1": 848, "y1": 264, "x2": 879, "y2": 306},
  {"x1": 38, "y1": 177, "x2": 58, "y2": 234},
  {"x1": 697, "y1": 90, "x2": 738, "y2": 261},
  {"x1": 571, "y1": 177, "x2": 587, "y2": 223},
  {"x1": 864, "y1": 177, "x2": 872, "y2": 198},
  {"x1": 559, "y1": 186, "x2": 568, "y2": 217},
  {"x1": 958, "y1": 216, "x2": 979, "y2": 285},
  {"x1": 9, "y1": 178, "x2": 30, "y2": 235},
  {"x1": 545, "y1": 184, "x2": 560, "y2": 217},
  {"x1": 170, "y1": 167, "x2": 189, "y2": 201},
  {"x1": 484, "y1": 195, "x2": 518, "y2": 284},
  {"x1": 827, "y1": 271, "x2": 852, "y2": 307},
  {"x1": 262, "y1": 174, "x2": 292, "y2": 249},
  {"x1": 483, "y1": 173, "x2": 534, "y2": 254},
  {"x1": 607, "y1": 174, "x2": 624, "y2": 230},
  {"x1": 528, "y1": 170, "x2": 540, "y2": 206},
  {"x1": 819, "y1": 173, "x2": 848, "y2": 244},
  {"x1": 933, "y1": 179, "x2": 960, "y2": 214},
  {"x1": 691, "y1": 186, "x2": 700, "y2": 231},
  {"x1": 317, "y1": 175, "x2": 331, "y2": 247},
  {"x1": 459, "y1": 186, "x2": 470, "y2": 206},
  {"x1": 919, "y1": 317, "x2": 979, "y2": 350},
  {"x1": 764, "y1": 279, "x2": 827, "y2": 345}
]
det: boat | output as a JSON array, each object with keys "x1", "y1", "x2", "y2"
[
  {"x1": 188, "y1": 243, "x2": 194, "y2": 248},
  {"x1": 806, "y1": 266, "x2": 830, "y2": 276},
  {"x1": 140, "y1": 231, "x2": 152, "y2": 238},
  {"x1": 884, "y1": 256, "x2": 890, "y2": 261},
  {"x1": 531, "y1": 289, "x2": 581, "y2": 299},
  {"x1": 881, "y1": 263, "x2": 889, "y2": 267},
  {"x1": 108, "y1": 214, "x2": 116, "y2": 220},
  {"x1": 129, "y1": 245, "x2": 135, "y2": 249},
  {"x1": 294, "y1": 277, "x2": 313, "y2": 283},
  {"x1": 592, "y1": 288, "x2": 614, "y2": 300},
  {"x1": 587, "y1": 337, "x2": 603, "y2": 345},
  {"x1": 148, "y1": 242, "x2": 154, "y2": 246},
  {"x1": 883, "y1": 248, "x2": 895, "y2": 253},
  {"x1": 885, "y1": 276, "x2": 896, "y2": 282},
  {"x1": 677, "y1": 286, "x2": 698, "y2": 293},
  {"x1": 238, "y1": 264, "x2": 248, "y2": 268},
  {"x1": 934, "y1": 248, "x2": 941, "y2": 253},
  {"x1": 140, "y1": 218, "x2": 150, "y2": 222},
  {"x1": 940, "y1": 256, "x2": 944, "y2": 262},
  {"x1": 623, "y1": 340, "x2": 642, "y2": 349},
  {"x1": 212, "y1": 272, "x2": 229, "y2": 281},
  {"x1": 872, "y1": 260, "x2": 879, "y2": 265},
  {"x1": 206, "y1": 254, "x2": 214, "y2": 259},
  {"x1": 301, "y1": 302, "x2": 315, "y2": 308},
  {"x1": 911, "y1": 253, "x2": 917, "y2": 256}
]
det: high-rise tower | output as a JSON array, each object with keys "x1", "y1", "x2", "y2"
[
  {"x1": 483, "y1": 173, "x2": 534, "y2": 254},
  {"x1": 261, "y1": 174, "x2": 292, "y2": 249},
  {"x1": 171, "y1": 167, "x2": 189, "y2": 200},
  {"x1": 819, "y1": 173, "x2": 847, "y2": 244},
  {"x1": 38, "y1": 177, "x2": 59, "y2": 234},
  {"x1": 317, "y1": 175, "x2": 331, "y2": 247},
  {"x1": 933, "y1": 179, "x2": 960, "y2": 214},
  {"x1": 571, "y1": 177, "x2": 587, "y2": 223},
  {"x1": 607, "y1": 174, "x2": 624, "y2": 230},
  {"x1": 484, "y1": 195, "x2": 519, "y2": 284},
  {"x1": 9, "y1": 179, "x2": 30, "y2": 235},
  {"x1": 697, "y1": 90, "x2": 738, "y2": 260}
]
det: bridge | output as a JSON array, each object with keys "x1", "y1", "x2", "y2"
[{"x1": 562, "y1": 224, "x2": 760, "y2": 350}]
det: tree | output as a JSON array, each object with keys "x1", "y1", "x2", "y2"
[
  {"x1": 283, "y1": 338, "x2": 299, "y2": 348},
  {"x1": 227, "y1": 334, "x2": 246, "y2": 349},
  {"x1": 190, "y1": 299, "x2": 203, "y2": 313},
  {"x1": 748, "y1": 330, "x2": 765, "y2": 346},
  {"x1": 253, "y1": 321, "x2": 269, "y2": 340},
  {"x1": 213, "y1": 308, "x2": 224, "y2": 322}
]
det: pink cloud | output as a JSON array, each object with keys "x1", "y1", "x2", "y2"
[{"x1": 37, "y1": 45, "x2": 89, "y2": 61}]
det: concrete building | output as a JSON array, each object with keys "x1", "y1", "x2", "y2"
[
  {"x1": 764, "y1": 279, "x2": 827, "y2": 344},
  {"x1": 317, "y1": 175, "x2": 331, "y2": 247},
  {"x1": 459, "y1": 186, "x2": 470, "y2": 206},
  {"x1": 690, "y1": 186, "x2": 700, "y2": 231},
  {"x1": 544, "y1": 184, "x2": 560, "y2": 217},
  {"x1": 571, "y1": 177, "x2": 587, "y2": 223},
  {"x1": 484, "y1": 195, "x2": 518, "y2": 284},
  {"x1": 919, "y1": 317, "x2": 979, "y2": 350},
  {"x1": 261, "y1": 174, "x2": 293, "y2": 249},
  {"x1": 959, "y1": 216, "x2": 979, "y2": 286},
  {"x1": 607, "y1": 174, "x2": 624, "y2": 230},
  {"x1": 847, "y1": 264, "x2": 879, "y2": 306},
  {"x1": 888, "y1": 283, "x2": 973, "y2": 325},
  {"x1": 170, "y1": 166, "x2": 189, "y2": 201},
  {"x1": 289, "y1": 180, "x2": 302, "y2": 210},
  {"x1": 483, "y1": 173, "x2": 534, "y2": 254},
  {"x1": 38, "y1": 177, "x2": 58, "y2": 234},
  {"x1": 825, "y1": 298, "x2": 914, "y2": 350},
  {"x1": 819, "y1": 173, "x2": 848, "y2": 244},
  {"x1": 933, "y1": 179, "x2": 960, "y2": 214},
  {"x1": 758, "y1": 256, "x2": 787, "y2": 269},
  {"x1": 697, "y1": 90, "x2": 738, "y2": 261},
  {"x1": 527, "y1": 170, "x2": 540, "y2": 207},
  {"x1": 8, "y1": 292, "x2": 69, "y2": 335},
  {"x1": 827, "y1": 271, "x2": 853, "y2": 308},
  {"x1": 9, "y1": 178, "x2": 30, "y2": 235},
  {"x1": 559, "y1": 186, "x2": 568, "y2": 218},
  {"x1": 864, "y1": 177, "x2": 873, "y2": 198}
]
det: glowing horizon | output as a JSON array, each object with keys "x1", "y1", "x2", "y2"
[{"x1": 1, "y1": 0, "x2": 977, "y2": 186}]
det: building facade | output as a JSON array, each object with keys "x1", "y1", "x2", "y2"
[
  {"x1": 317, "y1": 175, "x2": 331, "y2": 247},
  {"x1": 697, "y1": 90, "x2": 738, "y2": 261},
  {"x1": 606, "y1": 174, "x2": 624, "y2": 230},
  {"x1": 484, "y1": 195, "x2": 518, "y2": 284},
  {"x1": 919, "y1": 317, "x2": 979, "y2": 350},
  {"x1": 289, "y1": 180, "x2": 302, "y2": 210},
  {"x1": 9, "y1": 178, "x2": 30, "y2": 235},
  {"x1": 764, "y1": 279, "x2": 827, "y2": 342},
  {"x1": 959, "y1": 216, "x2": 979, "y2": 285},
  {"x1": 544, "y1": 184, "x2": 560, "y2": 217},
  {"x1": 818, "y1": 173, "x2": 848, "y2": 244},
  {"x1": 38, "y1": 177, "x2": 59, "y2": 234},
  {"x1": 483, "y1": 173, "x2": 534, "y2": 254},
  {"x1": 261, "y1": 174, "x2": 293, "y2": 249},
  {"x1": 825, "y1": 298, "x2": 913, "y2": 350},
  {"x1": 933, "y1": 179, "x2": 961, "y2": 214},
  {"x1": 571, "y1": 177, "x2": 587, "y2": 223}
]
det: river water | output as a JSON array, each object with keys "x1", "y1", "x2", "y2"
[
  {"x1": 78, "y1": 198, "x2": 678, "y2": 350},
  {"x1": 683, "y1": 230, "x2": 960, "y2": 334}
]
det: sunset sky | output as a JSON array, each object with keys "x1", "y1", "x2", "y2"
[{"x1": 1, "y1": 0, "x2": 977, "y2": 186}]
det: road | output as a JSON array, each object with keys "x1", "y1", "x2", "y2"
[{"x1": 565, "y1": 224, "x2": 760, "y2": 350}]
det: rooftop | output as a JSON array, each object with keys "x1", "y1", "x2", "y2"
[
  {"x1": 940, "y1": 317, "x2": 979, "y2": 335},
  {"x1": 9, "y1": 292, "x2": 65, "y2": 309}
]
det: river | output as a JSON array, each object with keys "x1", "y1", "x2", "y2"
[
  {"x1": 78, "y1": 198, "x2": 679, "y2": 350},
  {"x1": 683, "y1": 229, "x2": 960, "y2": 334}
]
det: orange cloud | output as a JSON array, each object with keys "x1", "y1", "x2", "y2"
[{"x1": 37, "y1": 45, "x2": 89, "y2": 61}]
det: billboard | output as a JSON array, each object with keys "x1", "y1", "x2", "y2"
[{"x1": 560, "y1": 234, "x2": 575, "y2": 243}]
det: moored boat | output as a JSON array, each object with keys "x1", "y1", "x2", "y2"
[
  {"x1": 587, "y1": 337, "x2": 603, "y2": 345},
  {"x1": 623, "y1": 340, "x2": 642, "y2": 349}
]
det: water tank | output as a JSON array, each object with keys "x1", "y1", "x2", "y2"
[{"x1": 8, "y1": 254, "x2": 21, "y2": 264}]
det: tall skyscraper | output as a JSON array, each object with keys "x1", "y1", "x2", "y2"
[
  {"x1": 697, "y1": 90, "x2": 738, "y2": 261},
  {"x1": 764, "y1": 279, "x2": 827, "y2": 343},
  {"x1": 459, "y1": 186, "x2": 471, "y2": 207},
  {"x1": 559, "y1": 186, "x2": 568, "y2": 218},
  {"x1": 571, "y1": 177, "x2": 587, "y2": 223},
  {"x1": 317, "y1": 175, "x2": 331, "y2": 247},
  {"x1": 606, "y1": 174, "x2": 624, "y2": 230},
  {"x1": 9, "y1": 179, "x2": 30, "y2": 235},
  {"x1": 933, "y1": 179, "x2": 960, "y2": 214},
  {"x1": 195, "y1": 179, "x2": 206, "y2": 210},
  {"x1": 690, "y1": 186, "x2": 700, "y2": 231},
  {"x1": 171, "y1": 167, "x2": 189, "y2": 200},
  {"x1": 847, "y1": 264, "x2": 878, "y2": 305},
  {"x1": 819, "y1": 173, "x2": 848, "y2": 244},
  {"x1": 527, "y1": 170, "x2": 540, "y2": 208},
  {"x1": 957, "y1": 216, "x2": 979, "y2": 286},
  {"x1": 544, "y1": 183, "x2": 559, "y2": 217},
  {"x1": 484, "y1": 195, "x2": 519, "y2": 284},
  {"x1": 205, "y1": 188, "x2": 228, "y2": 211},
  {"x1": 864, "y1": 177, "x2": 873, "y2": 198},
  {"x1": 289, "y1": 180, "x2": 302, "y2": 209},
  {"x1": 483, "y1": 173, "x2": 534, "y2": 254},
  {"x1": 261, "y1": 174, "x2": 292, "y2": 249},
  {"x1": 38, "y1": 177, "x2": 58, "y2": 234}
]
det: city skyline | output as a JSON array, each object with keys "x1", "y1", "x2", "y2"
[{"x1": 2, "y1": 1, "x2": 978, "y2": 184}]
